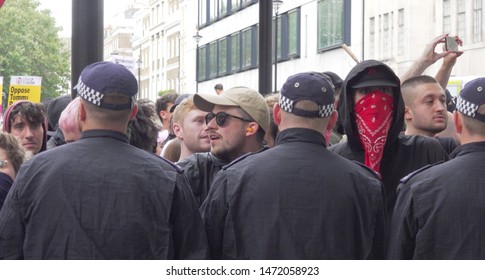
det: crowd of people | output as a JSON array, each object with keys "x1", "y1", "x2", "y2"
[{"x1": 0, "y1": 34, "x2": 484, "y2": 260}]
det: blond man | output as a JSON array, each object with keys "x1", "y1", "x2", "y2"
[{"x1": 172, "y1": 95, "x2": 210, "y2": 161}]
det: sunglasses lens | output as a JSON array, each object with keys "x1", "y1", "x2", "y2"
[
  {"x1": 215, "y1": 112, "x2": 228, "y2": 126},
  {"x1": 205, "y1": 113, "x2": 215, "y2": 125}
]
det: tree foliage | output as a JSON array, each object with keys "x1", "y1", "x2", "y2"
[{"x1": 0, "y1": 0, "x2": 70, "y2": 104}]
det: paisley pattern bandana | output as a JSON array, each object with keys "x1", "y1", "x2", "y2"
[{"x1": 354, "y1": 91, "x2": 394, "y2": 175}]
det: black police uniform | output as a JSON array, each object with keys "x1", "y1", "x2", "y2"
[
  {"x1": 388, "y1": 142, "x2": 485, "y2": 259},
  {"x1": 0, "y1": 130, "x2": 209, "y2": 259},
  {"x1": 201, "y1": 128, "x2": 387, "y2": 259},
  {"x1": 177, "y1": 152, "x2": 230, "y2": 207}
]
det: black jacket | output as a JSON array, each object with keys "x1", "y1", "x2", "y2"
[
  {"x1": 0, "y1": 130, "x2": 208, "y2": 259},
  {"x1": 330, "y1": 60, "x2": 449, "y2": 214},
  {"x1": 177, "y1": 152, "x2": 229, "y2": 207},
  {"x1": 0, "y1": 172, "x2": 13, "y2": 211},
  {"x1": 201, "y1": 128, "x2": 387, "y2": 259},
  {"x1": 388, "y1": 142, "x2": 485, "y2": 259}
]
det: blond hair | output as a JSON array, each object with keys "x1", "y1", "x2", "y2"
[{"x1": 172, "y1": 95, "x2": 196, "y2": 125}]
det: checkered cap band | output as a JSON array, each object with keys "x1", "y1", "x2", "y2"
[
  {"x1": 76, "y1": 77, "x2": 104, "y2": 107},
  {"x1": 279, "y1": 94, "x2": 295, "y2": 113},
  {"x1": 456, "y1": 96, "x2": 479, "y2": 118},
  {"x1": 279, "y1": 93, "x2": 334, "y2": 118},
  {"x1": 318, "y1": 103, "x2": 335, "y2": 118}
]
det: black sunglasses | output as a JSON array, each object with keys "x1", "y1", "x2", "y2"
[{"x1": 205, "y1": 112, "x2": 252, "y2": 126}]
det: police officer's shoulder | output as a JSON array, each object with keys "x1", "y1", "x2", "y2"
[
  {"x1": 147, "y1": 152, "x2": 184, "y2": 173},
  {"x1": 352, "y1": 160, "x2": 381, "y2": 180},
  {"x1": 400, "y1": 161, "x2": 444, "y2": 184},
  {"x1": 162, "y1": 157, "x2": 184, "y2": 173},
  {"x1": 177, "y1": 152, "x2": 209, "y2": 168},
  {"x1": 222, "y1": 147, "x2": 269, "y2": 171}
]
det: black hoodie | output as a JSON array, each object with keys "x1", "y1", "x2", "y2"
[{"x1": 330, "y1": 60, "x2": 449, "y2": 214}]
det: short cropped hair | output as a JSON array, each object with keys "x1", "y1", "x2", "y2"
[
  {"x1": 172, "y1": 95, "x2": 197, "y2": 125},
  {"x1": 461, "y1": 104, "x2": 485, "y2": 136},
  {"x1": 401, "y1": 75, "x2": 441, "y2": 105}
]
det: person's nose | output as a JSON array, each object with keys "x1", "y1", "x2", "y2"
[
  {"x1": 205, "y1": 117, "x2": 218, "y2": 132},
  {"x1": 436, "y1": 101, "x2": 446, "y2": 112},
  {"x1": 23, "y1": 126, "x2": 34, "y2": 139}
]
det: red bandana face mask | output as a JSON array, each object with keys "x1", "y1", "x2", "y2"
[{"x1": 354, "y1": 90, "x2": 394, "y2": 175}]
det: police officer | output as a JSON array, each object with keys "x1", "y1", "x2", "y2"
[
  {"x1": 201, "y1": 72, "x2": 387, "y2": 259},
  {"x1": 388, "y1": 77, "x2": 485, "y2": 259},
  {"x1": 0, "y1": 62, "x2": 208, "y2": 259}
]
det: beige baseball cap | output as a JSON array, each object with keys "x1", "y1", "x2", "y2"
[{"x1": 194, "y1": 86, "x2": 270, "y2": 133}]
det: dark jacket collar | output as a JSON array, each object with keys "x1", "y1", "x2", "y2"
[
  {"x1": 450, "y1": 141, "x2": 485, "y2": 159},
  {"x1": 275, "y1": 127, "x2": 326, "y2": 147},
  {"x1": 80, "y1": 129, "x2": 130, "y2": 143}
]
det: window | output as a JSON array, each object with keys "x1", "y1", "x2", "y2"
[
  {"x1": 199, "y1": 0, "x2": 257, "y2": 26},
  {"x1": 457, "y1": 0, "x2": 467, "y2": 42},
  {"x1": 288, "y1": 10, "x2": 300, "y2": 57},
  {"x1": 231, "y1": 0, "x2": 240, "y2": 11},
  {"x1": 230, "y1": 33, "x2": 240, "y2": 72},
  {"x1": 369, "y1": 17, "x2": 375, "y2": 58},
  {"x1": 198, "y1": 46, "x2": 207, "y2": 82},
  {"x1": 241, "y1": 27, "x2": 253, "y2": 69},
  {"x1": 317, "y1": 0, "x2": 349, "y2": 50},
  {"x1": 383, "y1": 13, "x2": 390, "y2": 58},
  {"x1": 398, "y1": 9, "x2": 404, "y2": 56},
  {"x1": 199, "y1": 0, "x2": 207, "y2": 26},
  {"x1": 274, "y1": 8, "x2": 301, "y2": 62},
  {"x1": 210, "y1": 0, "x2": 218, "y2": 22},
  {"x1": 208, "y1": 42, "x2": 218, "y2": 78},
  {"x1": 218, "y1": 37, "x2": 228, "y2": 75},
  {"x1": 156, "y1": 4, "x2": 160, "y2": 25},
  {"x1": 274, "y1": 15, "x2": 282, "y2": 60},
  {"x1": 218, "y1": 0, "x2": 228, "y2": 17},
  {"x1": 169, "y1": 0, "x2": 179, "y2": 14},
  {"x1": 241, "y1": 0, "x2": 252, "y2": 6},
  {"x1": 197, "y1": 6, "x2": 300, "y2": 82},
  {"x1": 443, "y1": 0, "x2": 451, "y2": 33},
  {"x1": 474, "y1": 0, "x2": 482, "y2": 42}
]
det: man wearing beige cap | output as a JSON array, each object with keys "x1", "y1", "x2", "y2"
[
  {"x1": 177, "y1": 86, "x2": 270, "y2": 207},
  {"x1": 201, "y1": 72, "x2": 386, "y2": 259}
]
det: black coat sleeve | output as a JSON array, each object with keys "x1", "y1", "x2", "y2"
[
  {"x1": 200, "y1": 173, "x2": 229, "y2": 259},
  {"x1": 0, "y1": 184, "x2": 25, "y2": 259},
  {"x1": 387, "y1": 183, "x2": 418, "y2": 260},
  {"x1": 169, "y1": 173, "x2": 209, "y2": 259}
]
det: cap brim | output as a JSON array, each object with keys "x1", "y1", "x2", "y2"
[
  {"x1": 169, "y1": 104, "x2": 178, "y2": 113},
  {"x1": 193, "y1": 93, "x2": 239, "y2": 112},
  {"x1": 351, "y1": 79, "x2": 398, "y2": 88}
]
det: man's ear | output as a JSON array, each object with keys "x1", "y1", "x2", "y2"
[
  {"x1": 78, "y1": 101, "x2": 87, "y2": 122},
  {"x1": 454, "y1": 111, "x2": 463, "y2": 134},
  {"x1": 404, "y1": 105, "x2": 412, "y2": 121},
  {"x1": 173, "y1": 123, "x2": 183, "y2": 139},
  {"x1": 159, "y1": 110, "x2": 169, "y2": 121},
  {"x1": 326, "y1": 111, "x2": 338, "y2": 131},
  {"x1": 245, "y1": 123, "x2": 258, "y2": 136},
  {"x1": 273, "y1": 103, "x2": 282, "y2": 126}
]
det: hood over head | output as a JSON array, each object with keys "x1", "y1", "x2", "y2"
[{"x1": 339, "y1": 60, "x2": 404, "y2": 152}]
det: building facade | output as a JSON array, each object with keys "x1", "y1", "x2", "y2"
[{"x1": 106, "y1": 0, "x2": 485, "y2": 102}]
